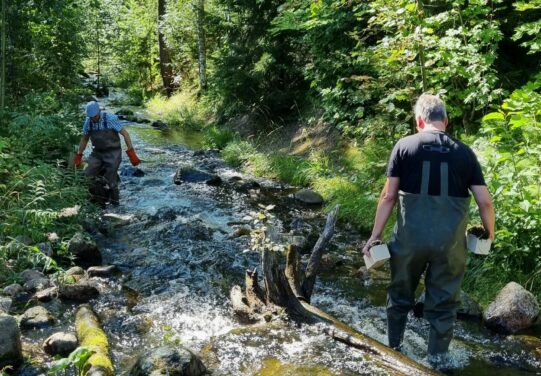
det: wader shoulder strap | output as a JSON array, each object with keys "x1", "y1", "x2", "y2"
[
  {"x1": 103, "y1": 113, "x2": 108, "y2": 129},
  {"x1": 440, "y1": 162, "x2": 448, "y2": 197},
  {"x1": 420, "y1": 160, "x2": 449, "y2": 197},
  {"x1": 421, "y1": 161, "x2": 430, "y2": 195}
]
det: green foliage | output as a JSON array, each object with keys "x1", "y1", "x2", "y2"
[
  {"x1": 0, "y1": 92, "x2": 92, "y2": 288},
  {"x1": 465, "y1": 87, "x2": 541, "y2": 301},
  {"x1": 512, "y1": 0, "x2": 541, "y2": 54},
  {"x1": 222, "y1": 140, "x2": 257, "y2": 167},
  {"x1": 49, "y1": 347, "x2": 94, "y2": 376},
  {"x1": 203, "y1": 125, "x2": 237, "y2": 149},
  {"x1": 146, "y1": 92, "x2": 206, "y2": 129}
]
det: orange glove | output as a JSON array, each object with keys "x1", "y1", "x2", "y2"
[
  {"x1": 74, "y1": 153, "x2": 83, "y2": 168},
  {"x1": 126, "y1": 148, "x2": 141, "y2": 166}
]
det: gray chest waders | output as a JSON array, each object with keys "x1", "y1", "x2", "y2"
[
  {"x1": 84, "y1": 113, "x2": 122, "y2": 205},
  {"x1": 386, "y1": 161, "x2": 470, "y2": 355}
]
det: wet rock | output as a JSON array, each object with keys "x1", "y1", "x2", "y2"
[
  {"x1": 121, "y1": 166, "x2": 145, "y2": 177},
  {"x1": 20, "y1": 306, "x2": 55, "y2": 329},
  {"x1": 282, "y1": 234, "x2": 308, "y2": 252},
  {"x1": 318, "y1": 254, "x2": 340, "y2": 273},
  {"x1": 0, "y1": 315, "x2": 23, "y2": 368},
  {"x1": 66, "y1": 266, "x2": 85, "y2": 282},
  {"x1": 3, "y1": 284, "x2": 24, "y2": 298},
  {"x1": 149, "y1": 207, "x2": 179, "y2": 222},
  {"x1": 129, "y1": 346, "x2": 207, "y2": 376},
  {"x1": 37, "y1": 242, "x2": 53, "y2": 257},
  {"x1": 355, "y1": 266, "x2": 371, "y2": 281},
  {"x1": 484, "y1": 282, "x2": 540, "y2": 334},
  {"x1": 24, "y1": 278, "x2": 53, "y2": 293},
  {"x1": 0, "y1": 296, "x2": 12, "y2": 313},
  {"x1": 151, "y1": 120, "x2": 168, "y2": 129},
  {"x1": 104, "y1": 213, "x2": 136, "y2": 226},
  {"x1": 88, "y1": 265, "x2": 118, "y2": 278},
  {"x1": 173, "y1": 165, "x2": 221, "y2": 186},
  {"x1": 230, "y1": 227, "x2": 251, "y2": 238},
  {"x1": 293, "y1": 189, "x2": 324, "y2": 205},
  {"x1": 236, "y1": 180, "x2": 260, "y2": 192},
  {"x1": 58, "y1": 283, "x2": 99, "y2": 302},
  {"x1": 20, "y1": 269, "x2": 45, "y2": 283},
  {"x1": 116, "y1": 108, "x2": 134, "y2": 116},
  {"x1": 43, "y1": 332, "x2": 78, "y2": 357},
  {"x1": 67, "y1": 232, "x2": 102, "y2": 267},
  {"x1": 34, "y1": 287, "x2": 58, "y2": 302}
]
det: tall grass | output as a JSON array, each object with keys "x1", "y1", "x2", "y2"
[{"x1": 146, "y1": 91, "x2": 206, "y2": 129}]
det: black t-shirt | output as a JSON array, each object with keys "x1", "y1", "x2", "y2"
[{"x1": 386, "y1": 130, "x2": 486, "y2": 197}]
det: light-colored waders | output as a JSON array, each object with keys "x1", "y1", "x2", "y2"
[
  {"x1": 84, "y1": 114, "x2": 122, "y2": 205},
  {"x1": 387, "y1": 161, "x2": 470, "y2": 355}
]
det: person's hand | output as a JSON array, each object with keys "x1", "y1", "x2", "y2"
[
  {"x1": 126, "y1": 148, "x2": 141, "y2": 166},
  {"x1": 74, "y1": 153, "x2": 83, "y2": 168},
  {"x1": 362, "y1": 235, "x2": 380, "y2": 257}
]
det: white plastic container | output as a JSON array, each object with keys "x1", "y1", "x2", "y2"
[
  {"x1": 467, "y1": 234, "x2": 492, "y2": 255},
  {"x1": 364, "y1": 243, "x2": 391, "y2": 270}
]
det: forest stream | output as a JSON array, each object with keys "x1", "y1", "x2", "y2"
[{"x1": 19, "y1": 91, "x2": 541, "y2": 376}]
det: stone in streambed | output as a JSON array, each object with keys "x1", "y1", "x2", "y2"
[
  {"x1": 37, "y1": 242, "x2": 54, "y2": 257},
  {"x1": 24, "y1": 278, "x2": 53, "y2": 293},
  {"x1": 88, "y1": 265, "x2": 118, "y2": 278},
  {"x1": 34, "y1": 287, "x2": 59, "y2": 302},
  {"x1": 151, "y1": 120, "x2": 168, "y2": 129},
  {"x1": 67, "y1": 232, "x2": 102, "y2": 267},
  {"x1": 0, "y1": 296, "x2": 12, "y2": 314},
  {"x1": 173, "y1": 165, "x2": 221, "y2": 186},
  {"x1": 20, "y1": 306, "x2": 55, "y2": 330},
  {"x1": 0, "y1": 315, "x2": 23, "y2": 368},
  {"x1": 129, "y1": 346, "x2": 207, "y2": 376},
  {"x1": 121, "y1": 166, "x2": 145, "y2": 177},
  {"x1": 293, "y1": 189, "x2": 324, "y2": 205},
  {"x1": 43, "y1": 332, "x2": 78, "y2": 357},
  {"x1": 2, "y1": 284, "x2": 24, "y2": 298},
  {"x1": 58, "y1": 283, "x2": 99, "y2": 302},
  {"x1": 20, "y1": 269, "x2": 45, "y2": 282},
  {"x1": 484, "y1": 282, "x2": 539, "y2": 334}
]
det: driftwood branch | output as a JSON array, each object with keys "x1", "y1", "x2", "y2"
[{"x1": 302, "y1": 205, "x2": 340, "y2": 300}]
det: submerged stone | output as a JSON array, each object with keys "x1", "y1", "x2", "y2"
[
  {"x1": 58, "y1": 283, "x2": 99, "y2": 302},
  {"x1": 173, "y1": 165, "x2": 221, "y2": 186},
  {"x1": 129, "y1": 346, "x2": 207, "y2": 376}
]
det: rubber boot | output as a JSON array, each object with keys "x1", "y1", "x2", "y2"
[
  {"x1": 387, "y1": 313, "x2": 408, "y2": 351},
  {"x1": 109, "y1": 187, "x2": 120, "y2": 206}
]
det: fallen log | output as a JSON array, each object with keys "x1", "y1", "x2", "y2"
[{"x1": 75, "y1": 304, "x2": 114, "y2": 376}]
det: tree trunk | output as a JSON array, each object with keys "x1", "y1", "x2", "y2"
[
  {"x1": 195, "y1": 0, "x2": 207, "y2": 91},
  {"x1": 158, "y1": 0, "x2": 174, "y2": 96}
]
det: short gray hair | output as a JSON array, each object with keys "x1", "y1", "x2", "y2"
[{"x1": 414, "y1": 94, "x2": 447, "y2": 122}]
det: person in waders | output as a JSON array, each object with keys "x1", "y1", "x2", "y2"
[
  {"x1": 73, "y1": 101, "x2": 141, "y2": 206},
  {"x1": 362, "y1": 94, "x2": 495, "y2": 368}
]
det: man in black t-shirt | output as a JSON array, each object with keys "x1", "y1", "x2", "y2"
[{"x1": 362, "y1": 94, "x2": 495, "y2": 365}]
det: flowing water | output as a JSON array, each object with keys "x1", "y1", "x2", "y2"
[{"x1": 20, "y1": 91, "x2": 541, "y2": 375}]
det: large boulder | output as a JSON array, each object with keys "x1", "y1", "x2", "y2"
[
  {"x1": 129, "y1": 346, "x2": 207, "y2": 376},
  {"x1": 67, "y1": 232, "x2": 102, "y2": 267},
  {"x1": 20, "y1": 306, "x2": 55, "y2": 330},
  {"x1": 484, "y1": 282, "x2": 540, "y2": 334},
  {"x1": 88, "y1": 265, "x2": 118, "y2": 278},
  {"x1": 20, "y1": 269, "x2": 45, "y2": 282},
  {"x1": 2, "y1": 284, "x2": 24, "y2": 298},
  {"x1": 24, "y1": 278, "x2": 53, "y2": 293},
  {"x1": 293, "y1": 189, "x2": 324, "y2": 205},
  {"x1": 0, "y1": 315, "x2": 22, "y2": 368},
  {"x1": 43, "y1": 332, "x2": 78, "y2": 357}
]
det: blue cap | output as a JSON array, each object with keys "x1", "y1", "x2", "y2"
[{"x1": 86, "y1": 101, "x2": 100, "y2": 117}]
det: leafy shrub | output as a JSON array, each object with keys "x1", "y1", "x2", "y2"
[
  {"x1": 466, "y1": 87, "x2": 541, "y2": 301},
  {"x1": 222, "y1": 140, "x2": 257, "y2": 167},
  {"x1": 146, "y1": 92, "x2": 205, "y2": 129}
]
